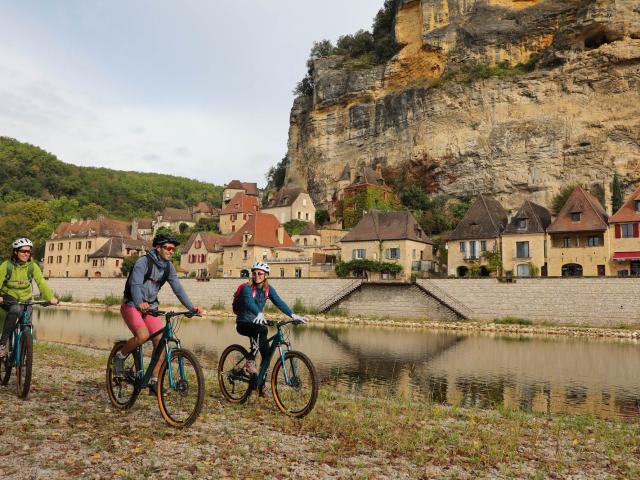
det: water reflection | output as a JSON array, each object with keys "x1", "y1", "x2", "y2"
[{"x1": 31, "y1": 308, "x2": 640, "y2": 420}]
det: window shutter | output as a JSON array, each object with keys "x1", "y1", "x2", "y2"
[
  {"x1": 615, "y1": 224, "x2": 621, "y2": 238},
  {"x1": 634, "y1": 224, "x2": 639, "y2": 238}
]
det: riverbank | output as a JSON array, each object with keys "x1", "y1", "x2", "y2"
[
  {"x1": 0, "y1": 342, "x2": 637, "y2": 479},
  {"x1": 61, "y1": 301, "x2": 640, "y2": 341}
]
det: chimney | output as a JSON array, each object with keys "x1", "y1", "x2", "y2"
[
  {"x1": 131, "y1": 218, "x2": 139, "y2": 239},
  {"x1": 277, "y1": 226, "x2": 285, "y2": 245}
]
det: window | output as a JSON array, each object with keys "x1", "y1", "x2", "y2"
[
  {"x1": 412, "y1": 249, "x2": 416, "y2": 259},
  {"x1": 635, "y1": 200, "x2": 640, "y2": 213},
  {"x1": 231, "y1": 225, "x2": 236, "y2": 232},
  {"x1": 544, "y1": 240, "x2": 547, "y2": 258},
  {"x1": 86, "y1": 241, "x2": 92, "y2": 249},
  {"x1": 115, "y1": 259, "x2": 120, "y2": 267},
  {"x1": 459, "y1": 242, "x2": 466, "y2": 253},
  {"x1": 305, "y1": 213, "x2": 309, "y2": 221},
  {"x1": 295, "y1": 268, "x2": 302, "y2": 278},
  {"x1": 47, "y1": 256, "x2": 53, "y2": 264},
  {"x1": 58, "y1": 243, "x2": 63, "y2": 251},
  {"x1": 76, "y1": 241, "x2": 82, "y2": 249},
  {"x1": 57, "y1": 256, "x2": 62, "y2": 264},
  {"x1": 297, "y1": 211, "x2": 301, "y2": 219},
  {"x1": 621, "y1": 224, "x2": 633, "y2": 238},
  {"x1": 280, "y1": 268, "x2": 285, "y2": 278},
  {"x1": 74, "y1": 255, "x2": 80, "y2": 263},
  {"x1": 303, "y1": 238, "x2": 308, "y2": 246},
  {"x1": 516, "y1": 241, "x2": 530, "y2": 258},
  {"x1": 49, "y1": 243, "x2": 54, "y2": 251},
  {"x1": 480, "y1": 240, "x2": 487, "y2": 252},
  {"x1": 385, "y1": 248, "x2": 400, "y2": 260},
  {"x1": 516, "y1": 264, "x2": 531, "y2": 277},
  {"x1": 587, "y1": 236, "x2": 600, "y2": 246},
  {"x1": 196, "y1": 240, "x2": 202, "y2": 249},
  {"x1": 92, "y1": 259, "x2": 98, "y2": 267},
  {"x1": 571, "y1": 212, "x2": 581, "y2": 222},
  {"x1": 517, "y1": 218, "x2": 527, "y2": 230},
  {"x1": 302, "y1": 198, "x2": 307, "y2": 207},
  {"x1": 469, "y1": 241, "x2": 477, "y2": 259},
  {"x1": 243, "y1": 250, "x2": 248, "y2": 260},
  {"x1": 563, "y1": 237, "x2": 571, "y2": 248},
  {"x1": 352, "y1": 249, "x2": 366, "y2": 259}
]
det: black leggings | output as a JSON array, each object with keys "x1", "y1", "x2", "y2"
[
  {"x1": 0, "y1": 299, "x2": 29, "y2": 346},
  {"x1": 236, "y1": 322, "x2": 269, "y2": 362}
]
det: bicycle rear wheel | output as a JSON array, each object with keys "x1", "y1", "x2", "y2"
[
  {"x1": 218, "y1": 344, "x2": 252, "y2": 404},
  {"x1": 271, "y1": 350, "x2": 318, "y2": 418},
  {"x1": 157, "y1": 348, "x2": 204, "y2": 428},
  {"x1": 106, "y1": 341, "x2": 139, "y2": 410},
  {"x1": 16, "y1": 331, "x2": 33, "y2": 399},
  {"x1": 0, "y1": 334, "x2": 14, "y2": 385}
]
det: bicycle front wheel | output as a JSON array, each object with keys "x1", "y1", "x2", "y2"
[
  {"x1": 106, "y1": 341, "x2": 139, "y2": 410},
  {"x1": 271, "y1": 350, "x2": 318, "y2": 418},
  {"x1": 16, "y1": 331, "x2": 33, "y2": 399},
  {"x1": 157, "y1": 348, "x2": 204, "y2": 428},
  {"x1": 218, "y1": 344, "x2": 252, "y2": 404}
]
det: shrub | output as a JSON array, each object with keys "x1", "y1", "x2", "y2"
[
  {"x1": 292, "y1": 298, "x2": 319, "y2": 315},
  {"x1": 494, "y1": 316, "x2": 533, "y2": 326},
  {"x1": 55, "y1": 292, "x2": 73, "y2": 302},
  {"x1": 335, "y1": 259, "x2": 403, "y2": 278}
]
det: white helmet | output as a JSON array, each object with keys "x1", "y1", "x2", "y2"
[
  {"x1": 12, "y1": 238, "x2": 33, "y2": 250},
  {"x1": 251, "y1": 261, "x2": 270, "y2": 274}
]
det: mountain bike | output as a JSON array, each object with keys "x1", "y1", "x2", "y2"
[
  {"x1": 106, "y1": 310, "x2": 205, "y2": 428},
  {"x1": 0, "y1": 300, "x2": 54, "y2": 399},
  {"x1": 218, "y1": 319, "x2": 318, "y2": 418}
]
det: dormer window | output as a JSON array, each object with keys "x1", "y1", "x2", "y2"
[
  {"x1": 517, "y1": 218, "x2": 527, "y2": 230},
  {"x1": 571, "y1": 212, "x2": 581, "y2": 222},
  {"x1": 635, "y1": 200, "x2": 640, "y2": 213},
  {"x1": 243, "y1": 233, "x2": 251, "y2": 243}
]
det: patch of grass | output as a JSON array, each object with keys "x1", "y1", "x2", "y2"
[
  {"x1": 209, "y1": 299, "x2": 226, "y2": 311},
  {"x1": 292, "y1": 298, "x2": 319, "y2": 315},
  {"x1": 55, "y1": 292, "x2": 73, "y2": 302},
  {"x1": 494, "y1": 316, "x2": 533, "y2": 326},
  {"x1": 88, "y1": 294, "x2": 121, "y2": 306},
  {"x1": 326, "y1": 307, "x2": 348, "y2": 317}
]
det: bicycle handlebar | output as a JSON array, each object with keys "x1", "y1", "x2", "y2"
[
  {"x1": 18, "y1": 300, "x2": 56, "y2": 307},
  {"x1": 266, "y1": 319, "x2": 305, "y2": 328},
  {"x1": 147, "y1": 310, "x2": 200, "y2": 320}
]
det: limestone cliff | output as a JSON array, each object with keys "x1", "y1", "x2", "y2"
[{"x1": 286, "y1": 0, "x2": 640, "y2": 212}]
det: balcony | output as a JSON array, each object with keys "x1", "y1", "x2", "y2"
[{"x1": 463, "y1": 255, "x2": 480, "y2": 262}]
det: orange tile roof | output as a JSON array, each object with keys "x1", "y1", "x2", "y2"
[
  {"x1": 225, "y1": 180, "x2": 258, "y2": 196},
  {"x1": 52, "y1": 218, "x2": 135, "y2": 239},
  {"x1": 547, "y1": 186, "x2": 608, "y2": 233},
  {"x1": 183, "y1": 232, "x2": 227, "y2": 253},
  {"x1": 609, "y1": 184, "x2": 640, "y2": 223},
  {"x1": 225, "y1": 212, "x2": 294, "y2": 248},
  {"x1": 221, "y1": 192, "x2": 259, "y2": 215}
]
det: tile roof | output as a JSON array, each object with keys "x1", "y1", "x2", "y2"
[
  {"x1": 136, "y1": 218, "x2": 153, "y2": 229},
  {"x1": 225, "y1": 180, "x2": 258, "y2": 196},
  {"x1": 193, "y1": 201, "x2": 214, "y2": 214},
  {"x1": 183, "y1": 232, "x2": 228, "y2": 252},
  {"x1": 547, "y1": 186, "x2": 608, "y2": 233},
  {"x1": 52, "y1": 218, "x2": 135, "y2": 240},
  {"x1": 160, "y1": 207, "x2": 193, "y2": 223},
  {"x1": 447, "y1": 195, "x2": 508, "y2": 241},
  {"x1": 225, "y1": 212, "x2": 295, "y2": 248},
  {"x1": 609, "y1": 184, "x2": 640, "y2": 223},
  {"x1": 341, "y1": 210, "x2": 433, "y2": 244},
  {"x1": 220, "y1": 192, "x2": 259, "y2": 215},
  {"x1": 88, "y1": 238, "x2": 150, "y2": 259},
  {"x1": 263, "y1": 187, "x2": 307, "y2": 209},
  {"x1": 503, "y1": 200, "x2": 552, "y2": 234},
  {"x1": 299, "y1": 223, "x2": 320, "y2": 236}
]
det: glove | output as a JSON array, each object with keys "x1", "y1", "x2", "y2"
[
  {"x1": 253, "y1": 312, "x2": 267, "y2": 325},
  {"x1": 291, "y1": 313, "x2": 306, "y2": 324}
]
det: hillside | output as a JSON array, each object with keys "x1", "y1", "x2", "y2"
[
  {"x1": 0, "y1": 136, "x2": 223, "y2": 217},
  {"x1": 285, "y1": 0, "x2": 640, "y2": 214}
]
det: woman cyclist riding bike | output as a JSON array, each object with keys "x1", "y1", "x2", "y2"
[
  {"x1": 0, "y1": 238, "x2": 58, "y2": 358},
  {"x1": 234, "y1": 261, "x2": 305, "y2": 396}
]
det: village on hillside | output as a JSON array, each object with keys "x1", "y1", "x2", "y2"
[{"x1": 41, "y1": 163, "x2": 640, "y2": 282}]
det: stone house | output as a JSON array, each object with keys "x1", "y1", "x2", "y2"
[
  {"x1": 340, "y1": 210, "x2": 434, "y2": 281},
  {"x1": 87, "y1": 238, "x2": 150, "y2": 278},
  {"x1": 179, "y1": 232, "x2": 226, "y2": 278},
  {"x1": 222, "y1": 212, "x2": 297, "y2": 278},
  {"x1": 219, "y1": 192, "x2": 259, "y2": 235},
  {"x1": 154, "y1": 207, "x2": 195, "y2": 232},
  {"x1": 607, "y1": 185, "x2": 640, "y2": 277},
  {"x1": 446, "y1": 195, "x2": 508, "y2": 277},
  {"x1": 501, "y1": 200, "x2": 552, "y2": 277},
  {"x1": 223, "y1": 180, "x2": 258, "y2": 206},
  {"x1": 133, "y1": 218, "x2": 154, "y2": 241},
  {"x1": 191, "y1": 201, "x2": 219, "y2": 224},
  {"x1": 44, "y1": 217, "x2": 149, "y2": 278},
  {"x1": 291, "y1": 222, "x2": 321, "y2": 247},
  {"x1": 546, "y1": 186, "x2": 609, "y2": 277},
  {"x1": 262, "y1": 187, "x2": 316, "y2": 225}
]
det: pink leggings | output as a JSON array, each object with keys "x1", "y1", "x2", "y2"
[{"x1": 120, "y1": 304, "x2": 164, "y2": 336}]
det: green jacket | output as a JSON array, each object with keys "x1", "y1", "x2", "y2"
[{"x1": 0, "y1": 260, "x2": 54, "y2": 302}]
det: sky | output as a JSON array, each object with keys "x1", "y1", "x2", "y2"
[{"x1": 0, "y1": 1, "x2": 383, "y2": 187}]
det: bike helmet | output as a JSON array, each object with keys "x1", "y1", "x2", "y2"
[
  {"x1": 152, "y1": 232, "x2": 180, "y2": 247},
  {"x1": 251, "y1": 261, "x2": 270, "y2": 274},
  {"x1": 12, "y1": 237, "x2": 33, "y2": 250}
]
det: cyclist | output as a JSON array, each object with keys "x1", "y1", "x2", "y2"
[
  {"x1": 113, "y1": 232, "x2": 203, "y2": 395},
  {"x1": 234, "y1": 261, "x2": 305, "y2": 396},
  {"x1": 0, "y1": 238, "x2": 58, "y2": 358}
]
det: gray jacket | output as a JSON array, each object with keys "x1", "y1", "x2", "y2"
[{"x1": 123, "y1": 250, "x2": 194, "y2": 311}]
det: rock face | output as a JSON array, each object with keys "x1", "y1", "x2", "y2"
[{"x1": 285, "y1": 0, "x2": 640, "y2": 212}]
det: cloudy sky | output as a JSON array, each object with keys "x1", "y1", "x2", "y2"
[{"x1": 0, "y1": 1, "x2": 383, "y2": 186}]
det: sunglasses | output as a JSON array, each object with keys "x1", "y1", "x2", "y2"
[
  {"x1": 161, "y1": 245, "x2": 175, "y2": 253},
  {"x1": 251, "y1": 271, "x2": 266, "y2": 276},
  {"x1": 17, "y1": 249, "x2": 31, "y2": 254}
]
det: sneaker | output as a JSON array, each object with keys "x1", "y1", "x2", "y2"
[
  {"x1": 113, "y1": 353, "x2": 126, "y2": 377},
  {"x1": 243, "y1": 359, "x2": 257, "y2": 375},
  {"x1": 148, "y1": 380, "x2": 168, "y2": 397}
]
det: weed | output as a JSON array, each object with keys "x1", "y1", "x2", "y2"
[
  {"x1": 55, "y1": 292, "x2": 73, "y2": 302},
  {"x1": 292, "y1": 298, "x2": 319, "y2": 315},
  {"x1": 89, "y1": 294, "x2": 121, "y2": 306},
  {"x1": 494, "y1": 316, "x2": 533, "y2": 326},
  {"x1": 209, "y1": 299, "x2": 226, "y2": 311}
]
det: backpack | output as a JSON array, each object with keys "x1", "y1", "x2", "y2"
[
  {"x1": 232, "y1": 283, "x2": 269, "y2": 314},
  {"x1": 123, "y1": 255, "x2": 171, "y2": 302},
  {"x1": 2, "y1": 260, "x2": 34, "y2": 288}
]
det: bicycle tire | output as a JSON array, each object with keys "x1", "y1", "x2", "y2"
[
  {"x1": 106, "y1": 341, "x2": 140, "y2": 410},
  {"x1": 157, "y1": 348, "x2": 204, "y2": 428},
  {"x1": 16, "y1": 331, "x2": 33, "y2": 399},
  {"x1": 0, "y1": 334, "x2": 14, "y2": 385},
  {"x1": 218, "y1": 344, "x2": 253, "y2": 404},
  {"x1": 271, "y1": 350, "x2": 318, "y2": 418}
]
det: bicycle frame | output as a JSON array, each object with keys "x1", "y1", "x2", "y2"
[
  {"x1": 9, "y1": 305, "x2": 33, "y2": 366},
  {"x1": 254, "y1": 320, "x2": 300, "y2": 388}
]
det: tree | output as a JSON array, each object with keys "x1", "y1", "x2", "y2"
[
  {"x1": 612, "y1": 174, "x2": 623, "y2": 213},
  {"x1": 283, "y1": 219, "x2": 308, "y2": 236},
  {"x1": 551, "y1": 184, "x2": 579, "y2": 215},
  {"x1": 315, "y1": 209, "x2": 329, "y2": 226},
  {"x1": 266, "y1": 155, "x2": 288, "y2": 190},
  {"x1": 121, "y1": 255, "x2": 139, "y2": 276}
]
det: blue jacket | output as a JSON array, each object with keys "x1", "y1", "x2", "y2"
[
  {"x1": 123, "y1": 250, "x2": 194, "y2": 311},
  {"x1": 235, "y1": 283, "x2": 293, "y2": 324}
]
